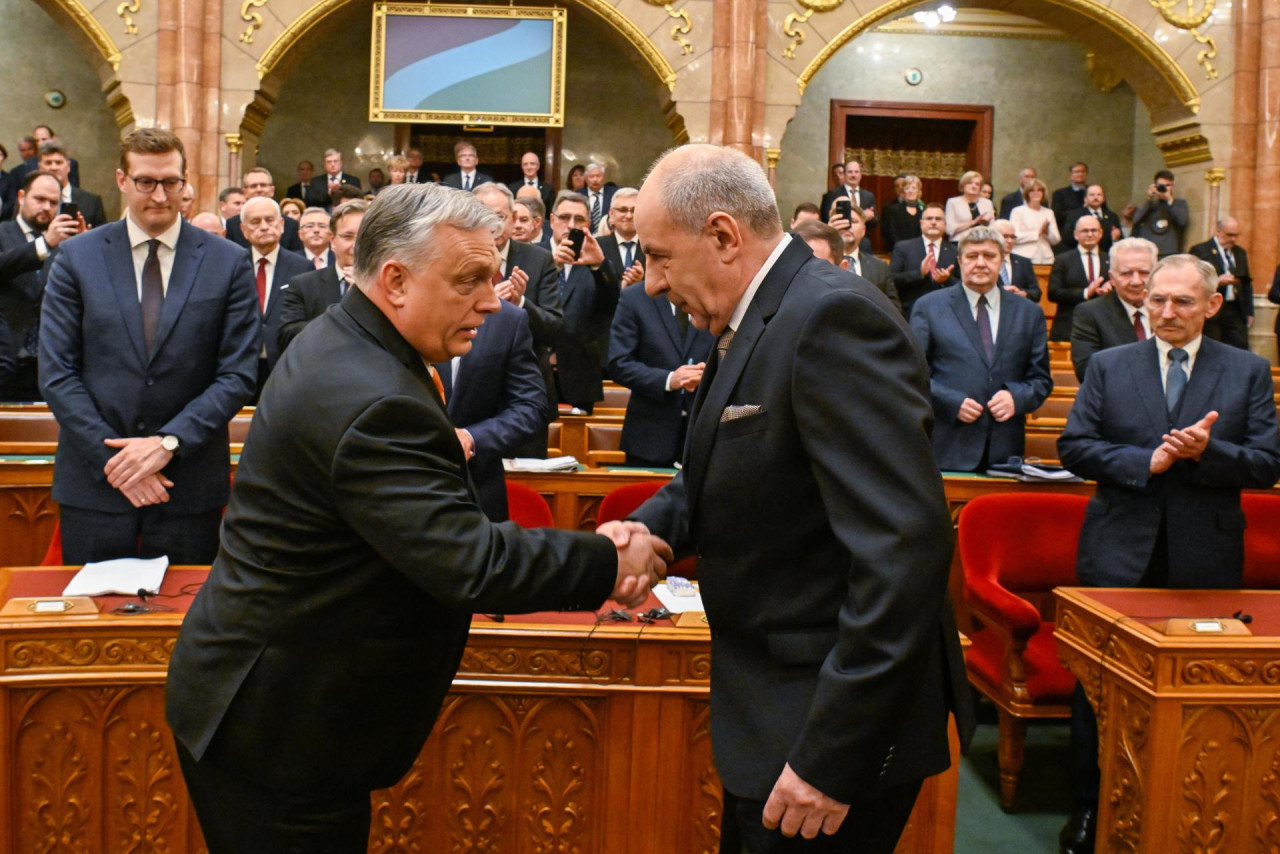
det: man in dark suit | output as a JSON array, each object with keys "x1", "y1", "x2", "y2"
[
  {"x1": 283, "y1": 159, "x2": 315, "y2": 204},
  {"x1": 166, "y1": 183, "x2": 668, "y2": 852},
  {"x1": 432, "y1": 300, "x2": 546, "y2": 520},
  {"x1": 406, "y1": 148, "x2": 430, "y2": 184},
  {"x1": 1059, "y1": 184, "x2": 1123, "y2": 256},
  {"x1": 240, "y1": 196, "x2": 313, "y2": 390},
  {"x1": 548, "y1": 191, "x2": 620, "y2": 413},
  {"x1": 39, "y1": 128, "x2": 260, "y2": 565},
  {"x1": 998, "y1": 167, "x2": 1037, "y2": 220},
  {"x1": 909, "y1": 226, "x2": 1052, "y2": 472},
  {"x1": 297, "y1": 206, "x2": 335, "y2": 269},
  {"x1": 1048, "y1": 215, "x2": 1110, "y2": 341},
  {"x1": 607, "y1": 281, "x2": 713, "y2": 468},
  {"x1": 801, "y1": 213, "x2": 901, "y2": 312},
  {"x1": 1070, "y1": 237, "x2": 1158, "y2": 381},
  {"x1": 1190, "y1": 216, "x2": 1252, "y2": 349},
  {"x1": 0, "y1": 171, "x2": 80, "y2": 400},
  {"x1": 513, "y1": 191, "x2": 548, "y2": 243},
  {"x1": 819, "y1": 159, "x2": 876, "y2": 229},
  {"x1": 307, "y1": 149, "x2": 362, "y2": 210},
  {"x1": 992, "y1": 219, "x2": 1041, "y2": 302},
  {"x1": 226, "y1": 168, "x2": 304, "y2": 253},
  {"x1": 1133, "y1": 170, "x2": 1189, "y2": 258},
  {"x1": 597, "y1": 187, "x2": 644, "y2": 285},
  {"x1": 1057, "y1": 254, "x2": 1280, "y2": 854},
  {"x1": 20, "y1": 125, "x2": 80, "y2": 188},
  {"x1": 38, "y1": 140, "x2": 106, "y2": 228},
  {"x1": 507, "y1": 151, "x2": 556, "y2": 212},
  {"x1": 582, "y1": 163, "x2": 616, "y2": 234},
  {"x1": 629, "y1": 144, "x2": 971, "y2": 854},
  {"x1": 277, "y1": 200, "x2": 367, "y2": 351},
  {"x1": 440, "y1": 141, "x2": 492, "y2": 192},
  {"x1": 890, "y1": 203, "x2": 959, "y2": 317},
  {"x1": 1050, "y1": 162, "x2": 1089, "y2": 232}
]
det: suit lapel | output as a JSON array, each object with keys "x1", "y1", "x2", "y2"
[
  {"x1": 1105, "y1": 294, "x2": 1135, "y2": 341},
  {"x1": 1127, "y1": 339, "x2": 1168, "y2": 437},
  {"x1": 949, "y1": 286, "x2": 989, "y2": 365},
  {"x1": 149, "y1": 224, "x2": 201, "y2": 363},
  {"x1": 103, "y1": 223, "x2": 149, "y2": 366},
  {"x1": 992, "y1": 291, "x2": 1016, "y2": 364},
  {"x1": 1176, "y1": 338, "x2": 1223, "y2": 424},
  {"x1": 652, "y1": 294, "x2": 685, "y2": 353}
]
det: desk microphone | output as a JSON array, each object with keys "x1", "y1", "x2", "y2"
[{"x1": 1232, "y1": 610, "x2": 1253, "y2": 625}]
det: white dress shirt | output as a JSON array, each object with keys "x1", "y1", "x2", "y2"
[
  {"x1": 962, "y1": 284, "x2": 1001, "y2": 345},
  {"x1": 728, "y1": 234, "x2": 791, "y2": 334},
  {"x1": 16, "y1": 216, "x2": 49, "y2": 260},
  {"x1": 1155, "y1": 335, "x2": 1201, "y2": 392},
  {"x1": 126, "y1": 214, "x2": 181, "y2": 298},
  {"x1": 1077, "y1": 246, "x2": 1102, "y2": 293},
  {"x1": 250, "y1": 246, "x2": 282, "y2": 312},
  {"x1": 1121, "y1": 300, "x2": 1150, "y2": 339},
  {"x1": 304, "y1": 247, "x2": 329, "y2": 268}
]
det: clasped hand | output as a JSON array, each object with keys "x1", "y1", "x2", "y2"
[
  {"x1": 958, "y1": 390, "x2": 1015, "y2": 424},
  {"x1": 596, "y1": 520, "x2": 672, "y2": 608},
  {"x1": 103, "y1": 437, "x2": 175, "y2": 507},
  {"x1": 1151, "y1": 411, "x2": 1217, "y2": 474}
]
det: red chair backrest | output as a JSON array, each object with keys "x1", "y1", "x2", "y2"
[
  {"x1": 41, "y1": 519, "x2": 63, "y2": 566},
  {"x1": 1243, "y1": 493, "x2": 1280, "y2": 588},
  {"x1": 958, "y1": 493, "x2": 1089, "y2": 592},
  {"x1": 597, "y1": 482, "x2": 665, "y2": 525},
  {"x1": 505, "y1": 481, "x2": 555, "y2": 528}
]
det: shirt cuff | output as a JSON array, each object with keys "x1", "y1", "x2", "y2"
[
  {"x1": 665, "y1": 372, "x2": 676, "y2": 392},
  {"x1": 34, "y1": 236, "x2": 49, "y2": 261},
  {"x1": 517, "y1": 295, "x2": 526, "y2": 308}
]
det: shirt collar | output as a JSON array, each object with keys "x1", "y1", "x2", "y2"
[
  {"x1": 251, "y1": 245, "x2": 281, "y2": 265},
  {"x1": 1213, "y1": 237, "x2": 1232, "y2": 257},
  {"x1": 1078, "y1": 245, "x2": 1098, "y2": 258},
  {"x1": 497, "y1": 240, "x2": 510, "y2": 265},
  {"x1": 1156, "y1": 334, "x2": 1202, "y2": 367},
  {"x1": 963, "y1": 283, "x2": 999, "y2": 312},
  {"x1": 728, "y1": 233, "x2": 790, "y2": 333},
  {"x1": 126, "y1": 213, "x2": 182, "y2": 252},
  {"x1": 1121, "y1": 299, "x2": 1144, "y2": 321},
  {"x1": 61, "y1": 184, "x2": 72, "y2": 203},
  {"x1": 16, "y1": 216, "x2": 36, "y2": 239}
]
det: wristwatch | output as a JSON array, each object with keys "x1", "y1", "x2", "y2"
[{"x1": 160, "y1": 435, "x2": 180, "y2": 454}]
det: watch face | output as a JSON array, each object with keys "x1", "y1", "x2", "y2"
[{"x1": 162, "y1": 436, "x2": 178, "y2": 452}]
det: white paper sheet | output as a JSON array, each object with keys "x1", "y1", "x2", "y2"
[{"x1": 62, "y1": 556, "x2": 169, "y2": 597}]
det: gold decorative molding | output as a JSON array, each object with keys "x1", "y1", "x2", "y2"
[
  {"x1": 796, "y1": 0, "x2": 1201, "y2": 116},
  {"x1": 1156, "y1": 132, "x2": 1213, "y2": 167},
  {"x1": 224, "y1": 133, "x2": 243, "y2": 155},
  {"x1": 49, "y1": 0, "x2": 123, "y2": 70},
  {"x1": 843, "y1": 147, "x2": 966, "y2": 181},
  {"x1": 1204, "y1": 167, "x2": 1226, "y2": 187},
  {"x1": 765, "y1": 148, "x2": 781, "y2": 170},
  {"x1": 782, "y1": 0, "x2": 845, "y2": 60},
  {"x1": 1148, "y1": 0, "x2": 1218, "y2": 79},
  {"x1": 875, "y1": 8, "x2": 1066, "y2": 40},
  {"x1": 640, "y1": 0, "x2": 694, "y2": 56},
  {"x1": 105, "y1": 80, "x2": 134, "y2": 130},
  {"x1": 115, "y1": 0, "x2": 139, "y2": 36},
  {"x1": 238, "y1": 0, "x2": 268, "y2": 44}
]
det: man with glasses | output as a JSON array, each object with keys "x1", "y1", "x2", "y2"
[
  {"x1": 227, "y1": 167, "x2": 304, "y2": 253},
  {"x1": 441, "y1": 142, "x2": 491, "y2": 192},
  {"x1": 597, "y1": 188, "x2": 644, "y2": 286},
  {"x1": 39, "y1": 127, "x2": 260, "y2": 565},
  {"x1": 278, "y1": 201, "x2": 367, "y2": 352},
  {"x1": 548, "y1": 191, "x2": 620, "y2": 413},
  {"x1": 297, "y1": 206, "x2": 334, "y2": 269},
  {"x1": 1190, "y1": 216, "x2": 1252, "y2": 350}
]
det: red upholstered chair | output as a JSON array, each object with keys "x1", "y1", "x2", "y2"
[
  {"x1": 1243, "y1": 493, "x2": 1280, "y2": 588},
  {"x1": 597, "y1": 482, "x2": 697, "y2": 579},
  {"x1": 505, "y1": 482, "x2": 555, "y2": 528},
  {"x1": 959, "y1": 492, "x2": 1087, "y2": 811},
  {"x1": 41, "y1": 519, "x2": 63, "y2": 566}
]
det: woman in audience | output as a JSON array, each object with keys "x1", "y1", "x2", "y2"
[
  {"x1": 280, "y1": 198, "x2": 305, "y2": 221},
  {"x1": 981, "y1": 182, "x2": 994, "y2": 201},
  {"x1": 882, "y1": 174, "x2": 926, "y2": 251},
  {"x1": 945, "y1": 170, "x2": 995, "y2": 241},
  {"x1": 566, "y1": 164, "x2": 586, "y2": 191},
  {"x1": 387, "y1": 155, "x2": 409, "y2": 186},
  {"x1": 1009, "y1": 178, "x2": 1060, "y2": 263}
]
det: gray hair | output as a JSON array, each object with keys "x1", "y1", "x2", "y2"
[
  {"x1": 354, "y1": 184, "x2": 500, "y2": 287},
  {"x1": 473, "y1": 181, "x2": 514, "y2": 208},
  {"x1": 645, "y1": 146, "x2": 781, "y2": 239},
  {"x1": 1149, "y1": 254, "x2": 1218, "y2": 299},
  {"x1": 957, "y1": 225, "x2": 1006, "y2": 258},
  {"x1": 301, "y1": 205, "x2": 329, "y2": 219},
  {"x1": 585, "y1": 162, "x2": 605, "y2": 175},
  {"x1": 324, "y1": 148, "x2": 342, "y2": 158},
  {"x1": 991, "y1": 218, "x2": 1014, "y2": 234},
  {"x1": 1216, "y1": 216, "x2": 1238, "y2": 231},
  {"x1": 554, "y1": 190, "x2": 590, "y2": 214},
  {"x1": 241, "y1": 196, "x2": 282, "y2": 218},
  {"x1": 610, "y1": 187, "x2": 639, "y2": 209},
  {"x1": 515, "y1": 196, "x2": 545, "y2": 220},
  {"x1": 1108, "y1": 236, "x2": 1158, "y2": 270}
]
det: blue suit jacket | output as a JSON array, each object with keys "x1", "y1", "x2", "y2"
[
  {"x1": 262, "y1": 248, "x2": 315, "y2": 374},
  {"x1": 890, "y1": 237, "x2": 960, "y2": 317},
  {"x1": 39, "y1": 219, "x2": 260, "y2": 513},
  {"x1": 607, "y1": 285, "x2": 714, "y2": 464},
  {"x1": 909, "y1": 285, "x2": 1052, "y2": 471},
  {"x1": 432, "y1": 302, "x2": 546, "y2": 522},
  {"x1": 1058, "y1": 338, "x2": 1280, "y2": 588}
]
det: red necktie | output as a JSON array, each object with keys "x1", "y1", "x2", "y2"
[
  {"x1": 256, "y1": 258, "x2": 268, "y2": 312},
  {"x1": 314, "y1": 254, "x2": 325, "y2": 270},
  {"x1": 1086, "y1": 251, "x2": 1095, "y2": 282},
  {"x1": 1133, "y1": 310, "x2": 1146, "y2": 341},
  {"x1": 924, "y1": 242, "x2": 937, "y2": 274}
]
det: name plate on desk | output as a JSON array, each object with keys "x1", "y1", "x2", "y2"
[
  {"x1": 1, "y1": 596, "x2": 99, "y2": 617},
  {"x1": 1150, "y1": 617, "x2": 1253, "y2": 636}
]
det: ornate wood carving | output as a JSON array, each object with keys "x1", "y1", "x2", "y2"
[
  {"x1": 690, "y1": 701, "x2": 722, "y2": 854},
  {"x1": 523, "y1": 698, "x2": 600, "y2": 853},
  {"x1": 106, "y1": 690, "x2": 181, "y2": 851},
  {"x1": 0, "y1": 485, "x2": 59, "y2": 567},
  {"x1": 458, "y1": 645, "x2": 624, "y2": 681},
  {"x1": 16, "y1": 689, "x2": 95, "y2": 852},
  {"x1": 1106, "y1": 689, "x2": 1150, "y2": 852},
  {"x1": 1180, "y1": 657, "x2": 1280, "y2": 687},
  {"x1": 8, "y1": 637, "x2": 176, "y2": 669}
]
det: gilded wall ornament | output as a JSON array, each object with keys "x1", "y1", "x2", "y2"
[
  {"x1": 116, "y1": 0, "x2": 139, "y2": 36},
  {"x1": 1148, "y1": 0, "x2": 1218, "y2": 79},
  {"x1": 639, "y1": 0, "x2": 695, "y2": 56},
  {"x1": 783, "y1": 0, "x2": 844, "y2": 60},
  {"x1": 239, "y1": 0, "x2": 268, "y2": 44}
]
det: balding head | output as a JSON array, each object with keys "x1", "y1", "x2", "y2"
[
  {"x1": 191, "y1": 212, "x2": 225, "y2": 236},
  {"x1": 240, "y1": 196, "x2": 283, "y2": 253},
  {"x1": 1215, "y1": 216, "x2": 1240, "y2": 251}
]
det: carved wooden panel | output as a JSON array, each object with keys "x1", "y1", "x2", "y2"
[
  {"x1": 1104, "y1": 687, "x2": 1150, "y2": 852},
  {"x1": 0, "y1": 486, "x2": 58, "y2": 568}
]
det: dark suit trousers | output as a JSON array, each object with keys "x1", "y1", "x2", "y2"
[
  {"x1": 721, "y1": 780, "x2": 922, "y2": 854},
  {"x1": 177, "y1": 739, "x2": 371, "y2": 854},
  {"x1": 59, "y1": 504, "x2": 221, "y2": 565}
]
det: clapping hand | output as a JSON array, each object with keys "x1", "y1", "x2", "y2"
[
  {"x1": 1084, "y1": 276, "x2": 1112, "y2": 299},
  {"x1": 930, "y1": 263, "x2": 955, "y2": 284},
  {"x1": 597, "y1": 520, "x2": 672, "y2": 608},
  {"x1": 1151, "y1": 411, "x2": 1218, "y2": 473},
  {"x1": 621, "y1": 260, "x2": 645, "y2": 288},
  {"x1": 495, "y1": 266, "x2": 529, "y2": 303},
  {"x1": 670, "y1": 362, "x2": 705, "y2": 392}
]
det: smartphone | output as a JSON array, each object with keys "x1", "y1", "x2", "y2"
[
  {"x1": 568, "y1": 227, "x2": 586, "y2": 260},
  {"x1": 835, "y1": 199, "x2": 852, "y2": 220},
  {"x1": 59, "y1": 202, "x2": 79, "y2": 221}
]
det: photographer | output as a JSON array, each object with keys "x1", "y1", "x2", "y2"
[{"x1": 1132, "y1": 169, "x2": 1188, "y2": 258}]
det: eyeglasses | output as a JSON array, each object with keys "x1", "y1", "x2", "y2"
[
  {"x1": 612, "y1": 207, "x2": 635, "y2": 216},
  {"x1": 128, "y1": 176, "x2": 186, "y2": 195},
  {"x1": 554, "y1": 213, "x2": 590, "y2": 227}
]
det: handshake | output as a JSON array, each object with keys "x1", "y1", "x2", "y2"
[{"x1": 597, "y1": 520, "x2": 673, "y2": 608}]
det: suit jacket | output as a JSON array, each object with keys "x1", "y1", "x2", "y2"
[
  {"x1": 507, "y1": 178, "x2": 556, "y2": 212},
  {"x1": 0, "y1": 170, "x2": 16, "y2": 221},
  {"x1": 1005, "y1": 253, "x2": 1041, "y2": 303},
  {"x1": 820, "y1": 186, "x2": 877, "y2": 227},
  {"x1": 506, "y1": 240, "x2": 563, "y2": 430},
  {"x1": 432, "y1": 302, "x2": 546, "y2": 521},
  {"x1": 20, "y1": 156, "x2": 79, "y2": 188},
  {"x1": 307, "y1": 173, "x2": 363, "y2": 209},
  {"x1": 259, "y1": 247, "x2": 314, "y2": 374},
  {"x1": 39, "y1": 219, "x2": 260, "y2": 514},
  {"x1": 277, "y1": 264, "x2": 344, "y2": 351},
  {"x1": 1050, "y1": 185, "x2": 1087, "y2": 232},
  {"x1": 1070, "y1": 291, "x2": 1141, "y2": 381},
  {"x1": 607, "y1": 286, "x2": 713, "y2": 465},
  {"x1": 284, "y1": 180, "x2": 324, "y2": 206},
  {"x1": 1190, "y1": 240, "x2": 1252, "y2": 323},
  {"x1": 0, "y1": 219, "x2": 55, "y2": 388},
  {"x1": 909, "y1": 286, "x2": 1052, "y2": 471},
  {"x1": 848, "y1": 252, "x2": 902, "y2": 314},
  {"x1": 1059, "y1": 207, "x2": 1122, "y2": 256},
  {"x1": 1268, "y1": 264, "x2": 1280, "y2": 336},
  {"x1": 998, "y1": 189, "x2": 1027, "y2": 221},
  {"x1": 166, "y1": 285, "x2": 616, "y2": 795},
  {"x1": 1048, "y1": 249, "x2": 1110, "y2": 341},
  {"x1": 68, "y1": 187, "x2": 106, "y2": 229},
  {"x1": 583, "y1": 186, "x2": 616, "y2": 228},
  {"x1": 597, "y1": 233, "x2": 644, "y2": 281},
  {"x1": 553, "y1": 261, "x2": 621, "y2": 408},
  {"x1": 441, "y1": 170, "x2": 493, "y2": 191},
  {"x1": 1132, "y1": 198, "x2": 1189, "y2": 256},
  {"x1": 890, "y1": 237, "x2": 960, "y2": 318},
  {"x1": 0, "y1": 311, "x2": 12, "y2": 389},
  {"x1": 226, "y1": 214, "x2": 304, "y2": 253},
  {"x1": 1059, "y1": 338, "x2": 1280, "y2": 587},
  {"x1": 630, "y1": 238, "x2": 970, "y2": 802}
]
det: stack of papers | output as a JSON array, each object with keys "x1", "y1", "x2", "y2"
[
  {"x1": 62, "y1": 557, "x2": 169, "y2": 597},
  {"x1": 503, "y1": 456, "x2": 579, "y2": 472},
  {"x1": 985, "y1": 462, "x2": 1083, "y2": 483}
]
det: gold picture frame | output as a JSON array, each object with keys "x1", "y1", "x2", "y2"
[{"x1": 370, "y1": 3, "x2": 567, "y2": 127}]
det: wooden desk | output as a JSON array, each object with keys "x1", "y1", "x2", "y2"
[
  {"x1": 0, "y1": 566, "x2": 958, "y2": 854},
  {"x1": 1054, "y1": 587, "x2": 1280, "y2": 853}
]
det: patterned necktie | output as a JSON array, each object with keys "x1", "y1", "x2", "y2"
[
  {"x1": 256, "y1": 257, "x2": 268, "y2": 313},
  {"x1": 313, "y1": 254, "x2": 325, "y2": 270},
  {"x1": 141, "y1": 239, "x2": 164, "y2": 357},
  {"x1": 1133, "y1": 310, "x2": 1146, "y2": 341},
  {"x1": 924, "y1": 241, "x2": 937, "y2": 274},
  {"x1": 1226, "y1": 250, "x2": 1236, "y2": 273},
  {"x1": 463, "y1": 174, "x2": 471, "y2": 192},
  {"x1": 1166, "y1": 348, "x2": 1189, "y2": 413},
  {"x1": 590, "y1": 193, "x2": 602, "y2": 231},
  {"x1": 716, "y1": 327, "x2": 735, "y2": 361},
  {"x1": 976, "y1": 295, "x2": 995, "y2": 362},
  {"x1": 622, "y1": 242, "x2": 634, "y2": 269},
  {"x1": 999, "y1": 264, "x2": 1010, "y2": 288}
]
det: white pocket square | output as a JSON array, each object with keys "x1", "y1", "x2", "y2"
[{"x1": 720, "y1": 404, "x2": 763, "y2": 423}]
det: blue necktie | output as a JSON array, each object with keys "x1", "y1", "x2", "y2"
[
  {"x1": 622, "y1": 242, "x2": 634, "y2": 269},
  {"x1": 559, "y1": 265, "x2": 569, "y2": 302},
  {"x1": 1166, "y1": 348, "x2": 1189, "y2": 413},
  {"x1": 999, "y1": 264, "x2": 1010, "y2": 288}
]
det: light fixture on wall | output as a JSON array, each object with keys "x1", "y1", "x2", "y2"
[
  {"x1": 44, "y1": 90, "x2": 66, "y2": 110},
  {"x1": 911, "y1": 5, "x2": 957, "y2": 28}
]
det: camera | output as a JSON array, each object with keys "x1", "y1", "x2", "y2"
[{"x1": 1155, "y1": 183, "x2": 1168, "y2": 194}]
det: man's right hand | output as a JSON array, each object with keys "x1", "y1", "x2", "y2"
[
  {"x1": 119, "y1": 473, "x2": 174, "y2": 508},
  {"x1": 670, "y1": 363, "x2": 705, "y2": 392},
  {"x1": 1085, "y1": 276, "x2": 1112, "y2": 299},
  {"x1": 598, "y1": 520, "x2": 673, "y2": 608},
  {"x1": 621, "y1": 260, "x2": 645, "y2": 288},
  {"x1": 495, "y1": 266, "x2": 529, "y2": 303},
  {"x1": 930, "y1": 263, "x2": 955, "y2": 284},
  {"x1": 957, "y1": 398, "x2": 984, "y2": 423},
  {"x1": 43, "y1": 214, "x2": 80, "y2": 248}
]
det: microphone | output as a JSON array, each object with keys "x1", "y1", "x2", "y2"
[{"x1": 1232, "y1": 610, "x2": 1253, "y2": 625}]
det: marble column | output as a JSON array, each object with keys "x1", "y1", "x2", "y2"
[
  {"x1": 1252, "y1": 0, "x2": 1280, "y2": 277},
  {"x1": 156, "y1": 0, "x2": 221, "y2": 211},
  {"x1": 710, "y1": 0, "x2": 767, "y2": 160}
]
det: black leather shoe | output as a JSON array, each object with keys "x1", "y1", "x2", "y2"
[{"x1": 1059, "y1": 807, "x2": 1096, "y2": 854}]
